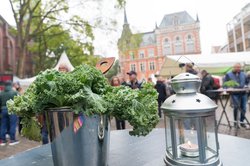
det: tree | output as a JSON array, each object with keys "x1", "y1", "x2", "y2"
[
  {"x1": 9, "y1": 0, "x2": 126, "y2": 77},
  {"x1": 29, "y1": 24, "x2": 98, "y2": 74},
  {"x1": 117, "y1": 22, "x2": 142, "y2": 55}
]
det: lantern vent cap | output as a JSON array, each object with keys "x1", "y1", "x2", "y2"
[{"x1": 171, "y1": 73, "x2": 201, "y2": 94}]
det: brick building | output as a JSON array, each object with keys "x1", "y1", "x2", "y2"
[
  {"x1": 118, "y1": 10, "x2": 201, "y2": 81},
  {"x1": 0, "y1": 15, "x2": 33, "y2": 77},
  {"x1": 0, "y1": 15, "x2": 18, "y2": 74},
  {"x1": 227, "y1": 3, "x2": 250, "y2": 52}
]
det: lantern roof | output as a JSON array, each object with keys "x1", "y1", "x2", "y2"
[{"x1": 161, "y1": 72, "x2": 217, "y2": 115}]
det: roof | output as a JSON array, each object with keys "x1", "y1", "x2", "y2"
[
  {"x1": 140, "y1": 31, "x2": 156, "y2": 46},
  {"x1": 0, "y1": 15, "x2": 9, "y2": 26},
  {"x1": 54, "y1": 51, "x2": 74, "y2": 72},
  {"x1": 160, "y1": 52, "x2": 250, "y2": 77},
  {"x1": 159, "y1": 11, "x2": 196, "y2": 28}
]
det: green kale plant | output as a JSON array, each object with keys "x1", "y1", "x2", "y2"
[
  {"x1": 223, "y1": 80, "x2": 240, "y2": 88},
  {"x1": 7, "y1": 64, "x2": 159, "y2": 140}
]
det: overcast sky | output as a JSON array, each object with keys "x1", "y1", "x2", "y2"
[{"x1": 0, "y1": 0, "x2": 249, "y2": 57}]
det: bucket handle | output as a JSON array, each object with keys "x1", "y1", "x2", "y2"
[{"x1": 98, "y1": 115, "x2": 105, "y2": 140}]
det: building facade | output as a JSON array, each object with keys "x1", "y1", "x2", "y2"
[
  {"x1": 0, "y1": 15, "x2": 17, "y2": 74},
  {"x1": 227, "y1": 3, "x2": 250, "y2": 52},
  {"x1": 0, "y1": 15, "x2": 33, "y2": 77},
  {"x1": 118, "y1": 10, "x2": 201, "y2": 81}
]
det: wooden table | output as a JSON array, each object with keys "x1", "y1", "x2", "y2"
[{"x1": 207, "y1": 88, "x2": 250, "y2": 135}]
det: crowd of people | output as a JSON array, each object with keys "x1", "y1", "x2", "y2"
[{"x1": 116, "y1": 62, "x2": 250, "y2": 129}]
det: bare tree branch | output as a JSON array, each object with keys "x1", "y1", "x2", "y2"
[
  {"x1": 31, "y1": 3, "x2": 67, "y2": 36},
  {"x1": 9, "y1": 0, "x2": 18, "y2": 25},
  {"x1": 30, "y1": 23, "x2": 62, "y2": 38}
]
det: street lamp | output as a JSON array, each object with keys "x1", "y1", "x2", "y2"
[{"x1": 161, "y1": 73, "x2": 222, "y2": 166}]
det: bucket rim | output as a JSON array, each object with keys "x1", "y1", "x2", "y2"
[{"x1": 46, "y1": 106, "x2": 72, "y2": 112}]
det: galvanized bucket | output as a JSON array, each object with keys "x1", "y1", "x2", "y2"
[{"x1": 45, "y1": 107, "x2": 110, "y2": 166}]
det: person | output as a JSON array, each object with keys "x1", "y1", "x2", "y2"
[
  {"x1": 12, "y1": 82, "x2": 23, "y2": 134},
  {"x1": 111, "y1": 76, "x2": 125, "y2": 130},
  {"x1": 58, "y1": 63, "x2": 70, "y2": 73},
  {"x1": 155, "y1": 76, "x2": 167, "y2": 118},
  {"x1": 224, "y1": 63, "x2": 248, "y2": 128},
  {"x1": 246, "y1": 71, "x2": 250, "y2": 86},
  {"x1": 147, "y1": 77, "x2": 155, "y2": 85},
  {"x1": 0, "y1": 81, "x2": 19, "y2": 146},
  {"x1": 185, "y1": 63, "x2": 198, "y2": 75},
  {"x1": 119, "y1": 76, "x2": 127, "y2": 86},
  {"x1": 200, "y1": 70, "x2": 217, "y2": 101},
  {"x1": 126, "y1": 71, "x2": 142, "y2": 89}
]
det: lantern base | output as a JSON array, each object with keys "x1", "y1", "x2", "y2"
[{"x1": 164, "y1": 153, "x2": 223, "y2": 166}]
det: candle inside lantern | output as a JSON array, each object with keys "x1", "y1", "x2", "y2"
[{"x1": 179, "y1": 141, "x2": 199, "y2": 157}]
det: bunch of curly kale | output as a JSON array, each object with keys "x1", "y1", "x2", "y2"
[{"x1": 7, "y1": 64, "x2": 159, "y2": 141}]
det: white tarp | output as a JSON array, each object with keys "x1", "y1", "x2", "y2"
[
  {"x1": 167, "y1": 52, "x2": 250, "y2": 67},
  {"x1": 15, "y1": 51, "x2": 74, "y2": 87},
  {"x1": 13, "y1": 76, "x2": 36, "y2": 87}
]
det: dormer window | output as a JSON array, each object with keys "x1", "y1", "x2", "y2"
[{"x1": 173, "y1": 16, "x2": 179, "y2": 25}]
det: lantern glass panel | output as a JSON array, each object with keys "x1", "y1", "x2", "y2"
[
  {"x1": 165, "y1": 116, "x2": 172, "y2": 154},
  {"x1": 175, "y1": 117, "x2": 200, "y2": 161},
  {"x1": 204, "y1": 116, "x2": 218, "y2": 160}
]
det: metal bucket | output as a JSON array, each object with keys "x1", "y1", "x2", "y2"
[{"x1": 45, "y1": 107, "x2": 110, "y2": 166}]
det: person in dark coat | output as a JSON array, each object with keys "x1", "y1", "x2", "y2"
[
  {"x1": 119, "y1": 76, "x2": 127, "y2": 86},
  {"x1": 155, "y1": 76, "x2": 167, "y2": 118},
  {"x1": 126, "y1": 71, "x2": 142, "y2": 89},
  {"x1": 0, "y1": 81, "x2": 19, "y2": 146},
  {"x1": 200, "y1": 70, "x2": 217, "y2": 100}
]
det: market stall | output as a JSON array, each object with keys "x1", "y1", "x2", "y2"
[
  {"x1": 14, "y1": 51, "x2": 74, "y2": 89},
  {"x1": 160, "y1": 51, "x2": 250, "y2": 78}
]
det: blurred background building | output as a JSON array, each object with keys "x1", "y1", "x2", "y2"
[
  {"x1": 0, "y1": 15, "x2": 33, "y2": 76},
  {"x1": 227, "y1": 3, "x2": 250, "y2": 52},
  {"x1": 118, "y1": 10, "x2": 201, "y2": 81}
]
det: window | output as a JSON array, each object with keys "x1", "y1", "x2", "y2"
[
  {"x1": 140, "y1": 63, "x2": 145, "y2": 72},
  {"x1": 237, "y1": 43, "x2": 243, "y2": 52},
  {"x1": 139, "y1": 51, "x2": 145, "y2": 59},
  {"x1": 130, "y1": 64, "x2": 136, "y2": 71},
  {"x1": 163, "y1": 38, "x2": 172, "y2": 55},
  {"x1": 174, "y1": 36, "x2": 183, "y2": 54},
  {"x1": 148, "y1": 49, "x2": 155, "y2": 57},
  {"x1": 129, "y1": 52, "x2": 135, "y2": 60},
  {"x1": 246, "y1": 39, "x2": 250, "y2": 49},
  {"x1": 149, "y1": 62, "x2": 155, "y2": 71},
  {"x1": 186, "y1": 34, "x2": 194, "y2": 53}
]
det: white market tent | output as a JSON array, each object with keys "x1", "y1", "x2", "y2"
[
  {"x1": 54, "y1": 51, "x2": 74, "y2": 72},
  {"x1": 160, "y1": 52, "x2": 250, "y2": 77},
  {"x1": 14, "y1": 51, "x2": 74, "y2": 88}
]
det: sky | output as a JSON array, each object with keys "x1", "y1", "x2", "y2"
[{"x1": 0, "y1": 0, "x2": 249, "y2": 57}]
